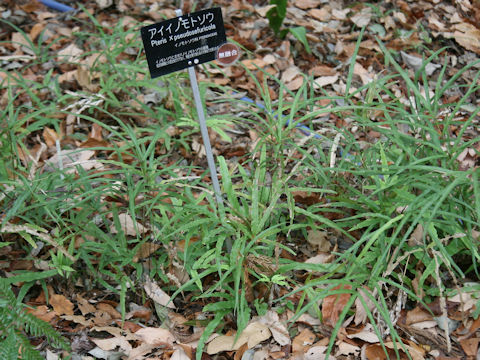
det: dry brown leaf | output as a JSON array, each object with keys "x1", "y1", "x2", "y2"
[
  {"x1": 96, "y1": 0, "x2": 113, "y2": 9},
  {"x1": 332, "y1": 8, "x2": 350, "y2": 20},
  {"x1": 57, "y1": 43, "x2": 83, "y2": 62},
  {"x1": 408, "y1": 224, "x2": 424, "y2": 246},
  {"x1": 286, "y1": 76, "x2": 304, "y2": 91},
  {"x1": 206, "y1": 322, "x2": 271, "y2": 354},
  {"x1": 126, "y1": 344, "x2": 157, "y2": 360},
  {"x1": 360, "y1": 39, "x2": 382, "y2": 52},
  {"x1": 92, "y1": 336, "x2": 132, "y2": 353},
  {"x1": 292, "y1": 328, "x2": 316, "y2": 353},
  {"x1": 37, "y1": 11, "x2": 57, "y2": 21},
  {"x1": 307, "y1": 229, "x2": 331, "y2": 252},
  {"x1": 321, "y1": 284, "x2": 352, "y2": 327},
  {"x1": 313, "y1": 75, "x2": 339, "y2": 89},
  {"x1": 263, "y1": 54, "x2": 276, "y2": 65},
  {"x1": 365, "y1": 344, "x2": 390, "y2": 359},
  {"x1": 206, "y1": 335, "x2": 236, "y2": 354},
  {"x1": 43, "y1": 127, "x2": 58, "y2": 147},
  {"x1": 406, "y1": 306, "x2": 433, "y2": 325},
  {"x1": 354, "y1": 286, "x2": 375, "y2": 325},
  {"x1": 304, "y1": 346, "x2": 336, "y2": 360},
  {"x1": 58, "y1": 70, "x2": 76, "y2": 84},
  {"x1": 400, "y1": 52, "x2": 441, "y2": 75},
  {"x1": 110, "y1": 213, "x2": 148, "y2": 236},
  {"x1": 460, "y1": 338, "x2": 480, "y2": 357},
  {"x1": 457, "y1": 147, "x2": 477, "y2": 170},
  {"x1": 309, "y1": 7, "x2": 331, "y2": 21},
  {"x1": 258, "y1": 310, "x2": 290, "y2": 346},
  {"x1": 353, "y1": 63, "x2": 374, "y2": 85},
  {"x1": 45, "y1": 149, "x2": 96, "y2": 173},
  {"x1": 76, "y1": 295, "x2": 96, "y2": 315},
  {"x1": 90, "y1": 123, "x2": 104, "y2": 141},
  {"x1": 75, "y1": 66, "x2": 92, "y2": 89},
  {"x1": 79, "y1": 138, "x2": 109, "y2": 149},
  {"x1": 92, "y1": 326, "x2": 136, "y2": 340},
  {"x1": 171, "y1": 347, "x2": 190, "y2": 360},
  {"x1": 310, "y1": 65, "x2": 336, "y2": 77},
  {"x1": 135, "y1": 327, "x2": 175, "y2": 346},
  {"x1": 236, "y1": 322, "x2": 271, "y2": 348},
  {"x1": 126, "y1": 306, "x2": 152, "y2": 322},
  {"x1": 133, "y1": 242, "x2": 161, "y2": 262},
  {"x1": 62, "y1": 314, "x2": 93, "y2": 326},
  {"x1": 29, "y1": 22, "x2": 45, "y2": 41},
  {"x1": 27, "y1": 305, "x2": 57, "y2": 323},
  {"x1": 281, "y1": 66, "x2": 301, "y2": 83},
  {"x1": 410, "y1": 320, "x2": 437, "y2": 329},
  {"x1": 297, "y1": 313, "x2": 321, "y2": 326},
  {"x1": 50, "y1": 294, "x2": 74, "y2": 316},
  {"x1": 171, "y1": 260, "x2": 190, "y2": 285},
  {"x1": 452, "y1": 23, "x2": 480, "y2": 54},
  {"x1": 143, "y1": 275, "x2": 176, "y2": 309},
  {"x1": 346, "y1": 324, "x2": 379, "y2": 343},
  {"x1": 384, "y1": 341, "x2": 425, "y2": 360},
  {"x1": 97, "y1": 302, "x2": 121, "y2": 319},
  {"x1": 304, "y1": 253, "x2": 333, "y2": 265},
  {"x1": 350, "y1": 7, "x2": 372, "y2": 27},
  {"x1": 11, "y1": 32, "x2": 32, "y2": 52},
  {"x1": 255, "y1": 5, "x2": 276, "y2": 17},
  {"x1": 91, "y1": 311, "x2": 112, "y2": 327},
  {"x1": 295, "y1": 0, "x2": 321, "y2": 9},
  {"x1": 336, "y1": 341, "x2": 360, "y2": 357}
]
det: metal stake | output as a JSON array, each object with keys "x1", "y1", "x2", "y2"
[
  {"x1": 175, "y1": 9, "x2": 232, "y2": 251},
  {"x1": 187, "y1": 66, "x2": 224, "y2": 207}
]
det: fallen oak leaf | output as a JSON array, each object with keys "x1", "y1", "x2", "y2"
[
  {"x1": 96, "y1": 302, "x2": 121, "y2": 319},
  {"x1": 206, "y1": 322, "x2": 271, "y2": 354},
  {"x1": 42, "y1": 127, "x2": 59, "y2": 147},
  {"x1": 292, "y1": 328, "x2": 316, "y2": 353},
  {"x1": 307, "y1": 229, "x2": 331, "y2": 252},
  {"x1": 171, "y1": 346, "x2": 190, "y2": 360},
  {"x1": 346, "y1": 324, "x2": 380, "y2": 343},
  {"x1": 336, "y1": 341, "x2": 360, "y2": 357},
  {"x1": 304, "y1": 346, "x2": 337, "y2": 360},
  {"x1": 135, "y1": 327, "x2": 175, "y2": 346},
  {"x1": 110, "y1": 213, "x2": 148, "y2": 237},
  {"x1": 143, "y1": 275, "x2": 176, "y2": 309},
  {"x1": 26, "y1": 305, "x2": 57, "y2": 323},
  {"x1": 383, "y1": 341, "x2": 425, "y2": 360},
  {"x1": 322, "y1": 284, "x2": 352, "y2": 327},
  {"x1": 76, "y1": 294, "x2": 96, "y2": 316},
  {"x1": 91, "y1": 336, "x2": 132, "y2": 353},
  {"x1": 354, "y1": 286, "x2": 375, "y2": 325},
  {"x1": 50, "y1": 293, "x2": 74, "y2": 316},
  {"x1": 258, "y1": 310, "x2": 290, "y2": 346},
  {"x1": 62, "y1": 314, "x2": 93, "y2": 327}
]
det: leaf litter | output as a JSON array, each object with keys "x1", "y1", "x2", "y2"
[{"x1": 1, "y1": 0, "x2": 480, "y2": 359}]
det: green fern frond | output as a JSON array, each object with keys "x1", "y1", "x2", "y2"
[
  {"x1": 16, "y1": 332, "x2": 45, "y2": 360},
  {"x1": 0, "y1": 279, "x2": 69, "y2": 358},
  {"x1": 0, "y1": 331, "x2": 20, "y2": 360},
  {"x1": 19, "y1": 311, "x2": 69, "y2": 349}
]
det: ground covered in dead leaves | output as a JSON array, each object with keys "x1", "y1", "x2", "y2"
[{"x1": 1, "y1": 0, "x2": 480, "y2": 359}]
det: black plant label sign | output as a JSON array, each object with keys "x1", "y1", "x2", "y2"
[{"x1": 141, "y1": 7, "x2": 226, "y2": 78}]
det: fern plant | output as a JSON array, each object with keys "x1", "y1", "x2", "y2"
[{"x1": 0, "y1": 280, "x2": 69, "y2": 360}]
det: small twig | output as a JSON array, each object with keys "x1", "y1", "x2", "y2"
[
  {"x1": 329, "y1": 133, "x2": 342, "y2": 168},
  {"x1": 0, "y1": 223, "x2": 75, "y2": 262},
  {"x1": 432, "y1": 250, "x2": 451, "y2": 353},
  {"x1": 55, "y1": 139, "x2": 65, "y2": 180}
]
